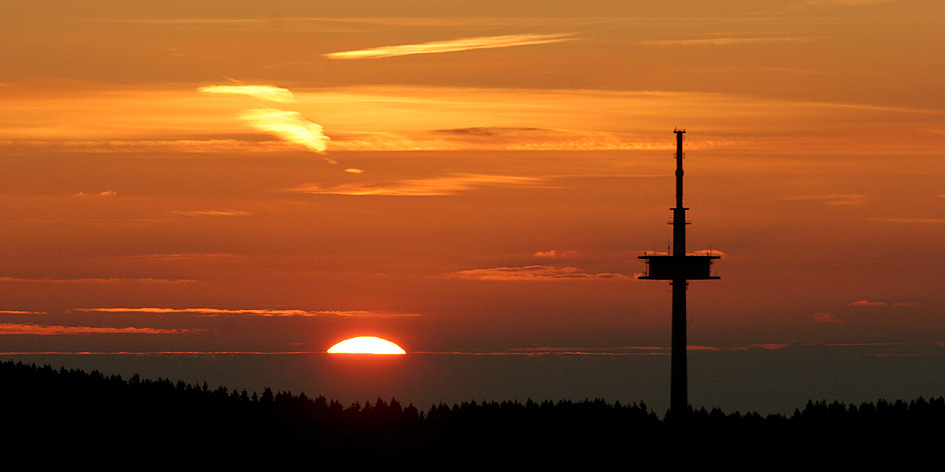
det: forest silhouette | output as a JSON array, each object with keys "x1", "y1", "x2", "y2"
[{"x1": 2, "y1": 360, "x2": 938, "y2": 465}]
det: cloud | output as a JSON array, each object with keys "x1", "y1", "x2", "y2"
[
  {"x1": 0, "y1": 310, "x2": 47, "y2": 315},
  {"x1": 811, "y1": 312, "x2": 843, "y2": 323},
  {"x1": 171, "y1": 210, "x2": 250, "y2": 217},
  {"x1": 689, "y1": 249, "x2": 726, "y2": 257},
  {"x1": 852, "y1": 300, "x2": 918, "y2": 307},
  {"x1": 113, "y1": 253, "x2": 235, "y2": 261},
  {"x1": 239, "y1": 107, "x2": 331, "y2": 155},
  {"x1": 0, "y1": 322, "x2": 197, "y2": 335},
  {"x1": 6, "y1": 139, "x2": 309, "y2": 154},
  {"x1": 344, "y1": 168, "x2": 365, "y2": 174},
  {"x1": 534, "y1": 250, "x2": 579, "y2": 259},
  {"x1": 0, "y1": 350, "x2": 333, "y2": 356},
  {"x1": 785, "y1": 194, "x2": 867, "y2": 205},
  {"x1": 412, "y1": 127, "x2": 683, "y2": 152},
  {"x1": 0, "y1": 277, "x2": 197, "y2": 285},
  {"x1": 853, "y1": 299, "x2": 886, "y2": 306},
  {"x1": 869, "y1": 218, "x2": 945, "y2": 224},
  {"x1": 75, "y1": 190, "x2": 117, "y2": 197},
  {"x1": 198, "y1": 85, "x2": 295, "y2": 103},
  {"x1": 641, "y1": 36, "x2": 811, "y2": 46},
  {"x1": 71, "y1": 308, "x2": 419, "y2": 318},
  {"x1": 804, "y1": 0, "x2": 901, "y2": 5},
  {"x1": 288, "y1": 174, "x2": 544, "y2": 196},
  {"x1": 432, "y1": 127, "x2": 545, "y2": 137},
  {"x1": 451, "y1": 265, "x2": 630, "y2": 281},
  {"x1": 325, "y1": 33, "x2": 576, "y2": 60}
]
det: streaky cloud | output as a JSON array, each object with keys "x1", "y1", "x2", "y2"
[
  {"x1": 239, "y1": 107, "x2": 331, "y2": 155},
  {"x1": 0, "y1": 277, "x2": 197, "y2": 285},
  {"x1": 199, "y1": 84, "x2": 296, "y2": 103},
  {"x1": 289, "y1": 174, "x2": 543, "y2": 196},
  {"x1": 804, "y1": 0, "x2": 902, "y2": 5},
  {"x1": 785, "y1": 194, "x2": 867, "y2": 206},
  {"x1": 171, "y1": 210, "x2": 251, "y2": 217},
  {"x1": 853, "y1": 299, "x2": 886, "y2": 306},
  {"x1": 534, "y1": 250, "x2": 579, "y2": 259},
  {"x1": 451, "y1": 265, "x2": 630, "y2": 281},
  {"x1": 869, "y1": 217, "x2": 945, "y2": 224},
  {"x1": 71, "y1": 307, "x2": 419, "y2": 318},
  {"x1": 812, "y1": 312, "x2": 844, "y2": 323},
  {"x1": 642, "y1": 36, "x2": 811, "y2": 46},
  {"x1": 0, "y1": 322, "x2": 198, "y2": 335},
  {"x1": 325, "y1": 33, "x2": 575, "y2": 60}
]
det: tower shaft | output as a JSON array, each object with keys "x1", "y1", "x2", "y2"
[{"x1": 671, "y1": 129, "x2": 688, "y2": 416}]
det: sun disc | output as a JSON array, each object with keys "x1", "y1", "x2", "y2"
[{"x1": 327, "y1": 336, "x2": 406, "y2": 355}]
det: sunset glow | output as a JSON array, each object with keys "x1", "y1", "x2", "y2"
[
  {"x1": 327, "y1": 337, "x2": 406, "y2": 355},
  {"x1": 1, "y1": 1, "x2": 944, "y2": 414}
]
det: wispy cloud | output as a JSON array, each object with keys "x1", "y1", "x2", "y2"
[
  {"x1": 869, "y1": 218, "x2": 945, "y2": 224},
  {"x1": 111, "y1": 253, "x2": 235, "y2": 261},
  {"x1": 239, "y1": 108, "x2": 332, "y2": 156},
  {"x1": 288, "y1": 174, "x2": 544, "y2": 196},
  {"x1": 75, "y1": 190, "x2": 117, "y2": 197},
  {"x1": 853, "y1": 299, "x2": 886, "y2": 306},
  {"x1": 0, "y1": 323, "x2": 198, "y2": 335},
  {"x1": 0, "y1": 310, "x2": 48, "y2": 315},
  {"x1": 785, "y1": 194, "x2": 867, "y2": 205},
  {"x1": 689, "y1": 249, "x2": 726, "y2": 257},
  {"x1": 451, "y1": 265, "x2": 630, "y2": 281},
  {"x1": 71, "y1": 307, "x2": 419, "y2": 318},
  {"x1": 642, "y1": 36, "x2": 811, "y2": 46},
  {"x1": 852, "y1": 299, "x2": 918, "y2": 307},
  {"x1": 0, "y1": 277, "x2": 197, "y2": 285},
  {"x1": 198, "y1": 84, "x2": 296, "y2": 103},
  {"x1": 534, "y1": 250, "x2": 579, "y2": 259},
  {"x1": 804, "y1": 0, "x2": 902, "y2": 6},
  {"x1": 325, "y1": 33, "x2": 576, "y2": 60},
  {"x1": 812, "y1": 312, "x2": 843, "y2": 323},
  {"x1": 171, "y1": 210, "x2": 250, "y2": 217}
]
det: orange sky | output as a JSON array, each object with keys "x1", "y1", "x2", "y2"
[{"x1": 1, "y1": 1, "x2": 944, "y2": 411}]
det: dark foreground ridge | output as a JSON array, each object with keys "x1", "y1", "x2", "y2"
[{"x1": 2, "y1": 360, "x2": 941, "y2": 465}]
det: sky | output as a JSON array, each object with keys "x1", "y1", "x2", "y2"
[{"x1": 1, "y1": 1, "x2": 944, "y2": 413}]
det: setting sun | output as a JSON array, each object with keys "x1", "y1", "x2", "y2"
[{"x1": 327, "y1": 337, "x2": 406, "y2": 355}]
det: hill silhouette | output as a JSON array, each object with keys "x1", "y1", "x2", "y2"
[{"x1": 2, "y1": 360, "x2": 940, "y2": 465}]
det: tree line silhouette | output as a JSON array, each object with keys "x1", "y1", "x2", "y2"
[{"x1": 2, "y1": 360, "x2": 941, "y2": 465}]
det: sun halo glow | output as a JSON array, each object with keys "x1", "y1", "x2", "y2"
[{"x1": 327, "y1": 336, "x2": 406, "y2": 355}]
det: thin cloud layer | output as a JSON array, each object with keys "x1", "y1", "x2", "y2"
[
  {"x1": 171, "y1": 210, "x2": 251, "y2": 217},
  {"x1": 239, "y1": 107, "x2": 331, "y2": 154},
  {"x1": 534, "y1": 250, "x2": 579, "y2": 259},
  {"x1": 325, "y1": 33, "x2": 575, "y2": 60},
  {"x1": 452, "y1": 265, "x2": 630, "y2": 281},
  {"x1": 72, "y1": 308, "x2": 420, "y2": 318},
  {"x1": 785, "y1": 194, "x2": 867, "y2": 206},
  {"x1": 642, "y1": 36, "x2": 811, "y2": 46},
  {"x1": 199, "y1": 85, "x2": 295, "y2": 103},
  {"x1": 0, "y1": 277, "x2": 197, "y2": 285},
  {"x1": 812, "y1": 312, "x2": 844, "y2": 323},
  {"x1": 0, "y1": 322, "x2": 196, "y2": 335},
  {"x1": 289, "y1": 174, "x2": 543, "y2": 196}
]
